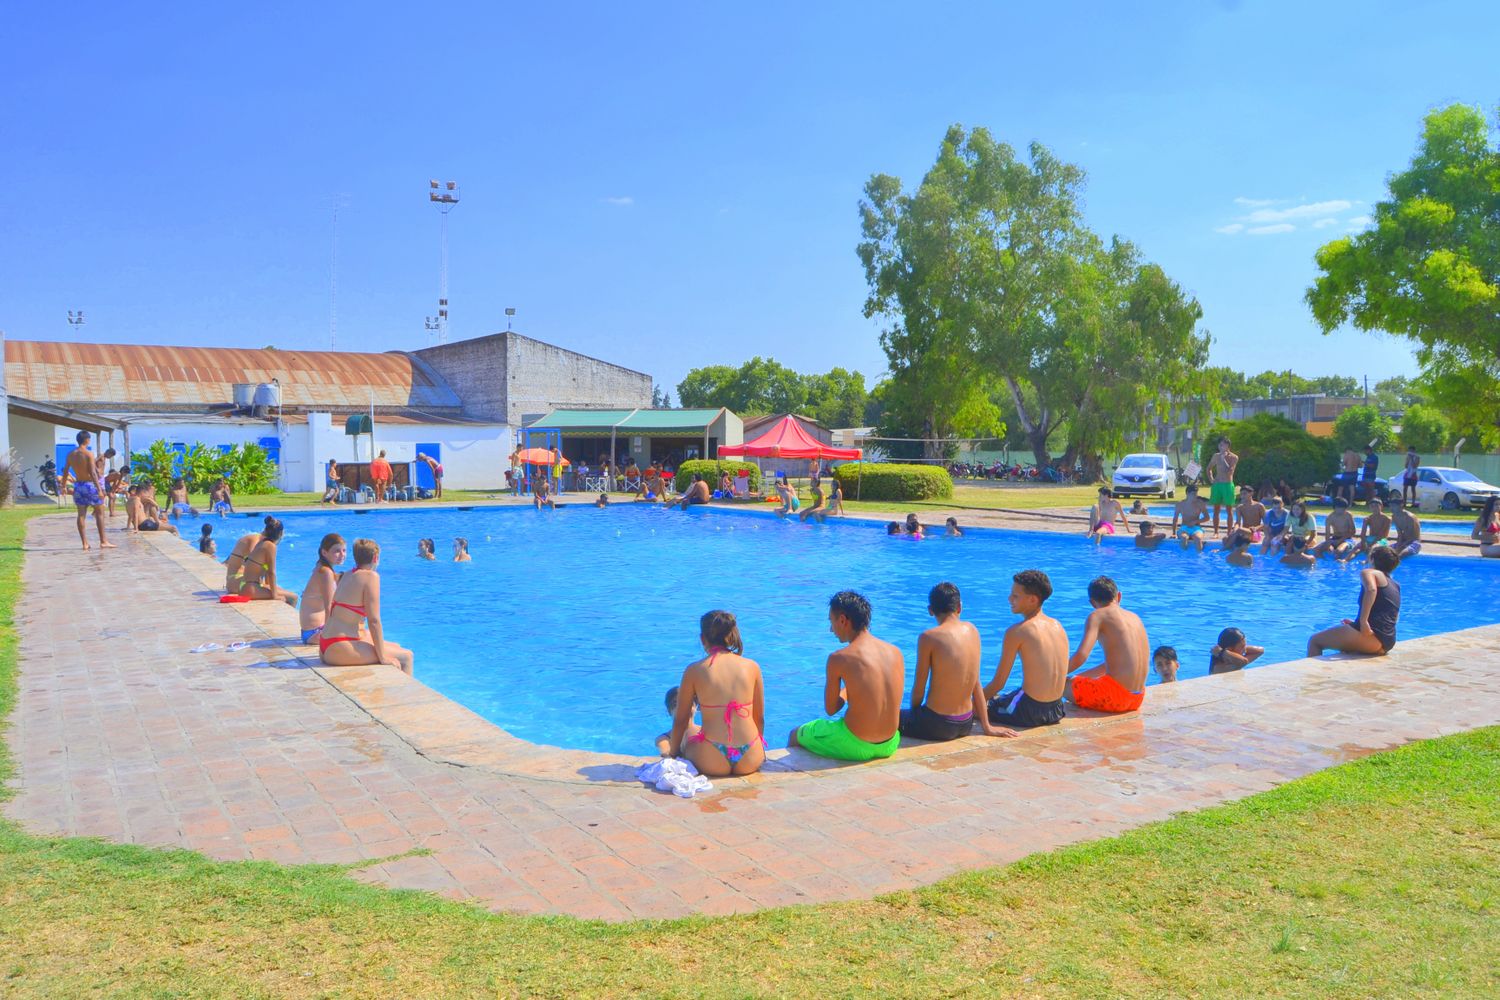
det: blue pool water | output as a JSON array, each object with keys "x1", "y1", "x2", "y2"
[{"x1": 200, "y1": 505, "x2": 1500, "y2": 755}]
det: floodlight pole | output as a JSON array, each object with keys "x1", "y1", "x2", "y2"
[
  {"x1": 428, "y1": 180, "x2": 460, "y2": 344},
  {"x1": 67, "y1": 310, "x2": 85, "y2": 335}
]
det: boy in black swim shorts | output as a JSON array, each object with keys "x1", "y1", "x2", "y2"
[{"x1": 982, "y1": 569, "x2": 1069, "y2": 731}]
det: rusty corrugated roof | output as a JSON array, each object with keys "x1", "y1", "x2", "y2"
[{"x1": 3, "y1": 340, "x2": 463, "y2": 411}]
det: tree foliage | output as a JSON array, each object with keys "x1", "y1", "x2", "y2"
[
  {"x1": 1307, "y1": 103, "x2": 1500, "y2": 445},
  {"x1": 1398, "y1": 403, "x2": 1450, "y2": 452},
  {"x1": 857, "y1": 124, "x2": 1212, "y2": 468},
  {"x1": 676, "y1": 358, "x2": 871, "y2": 428},
  {"x1": 1332, "y1": 405, "x2": 1395, "y2": 452},
  {"x1": 1206, "y1": 367, "x2": 1363, "y2": 402}
]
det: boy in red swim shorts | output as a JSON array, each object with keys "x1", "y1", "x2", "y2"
[{"x1": 1064, "y1": 576, "x2": 1151, "y2": 713}]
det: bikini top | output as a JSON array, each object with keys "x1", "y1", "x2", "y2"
[{"x1": 699, "y1": 647, "x2": 756, "y2": 738}]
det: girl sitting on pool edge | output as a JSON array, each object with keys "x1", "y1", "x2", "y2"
[{"x1": 318, "y1": 538, "x2": 415, "y2": 675}]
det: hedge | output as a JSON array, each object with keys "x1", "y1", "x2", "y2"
[
  {"x1": 832, "y1": 462, "x2": 953, "y2": 501},
  {"x1": 673, "y1": 460, "x2": 761, "y2": 494}
]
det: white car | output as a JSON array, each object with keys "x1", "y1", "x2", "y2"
[
  {"x1": 1413, "y1": 466, "x2": 1500, "y2": 510},
  {"x1": 1111, "y1": 453, "x2": 1175, "y2": 499}
]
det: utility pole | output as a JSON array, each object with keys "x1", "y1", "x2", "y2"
[
  {"x1": 329, "y1": 201, "x2": 341, "y2": 350},
  {"x1": 1363, "y1": 375, "x2": 1369, "y2": 407},
  {"x1": 428, "y1": 180, "x2": 459, "y2": 344}
]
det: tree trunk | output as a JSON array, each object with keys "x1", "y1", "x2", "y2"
[{"x1": 1004, "y1": 376, "x2": 1052, "y2": 469}]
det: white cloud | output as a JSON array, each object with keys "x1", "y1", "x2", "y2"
[
  {"x1": 602, "y1": 196, "x2": 634, "y2": 207},
  {"x1": 1244, "y1": 199, "x2": 1353, "y2": 223},
  {"x1": 1247, "y1": 223, "x2": 1296, "y2": 235},
  {"x1": 1234, "y1": 197, "x2": 1276, "y2": 207},
  {"x1": 1312, "y1": 217, "x2": 1339, "y2": 228},
  {"x1": 1214, "y1": 223, "x2": 1245, "y2": 235},
  {"x1": 1346, "y1": 215, "x2": 1373, "y2": 231}
]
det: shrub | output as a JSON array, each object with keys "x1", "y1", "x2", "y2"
[
  {"x1": 225, "y1": 443, "x2": 280, "y2": 495},
  {"x1": 674, "y1": 459, "x2": 760, "y2": 494},
  {"x1": 1203, "y1": 414, "x2": 1339, "y2": 491},
  {"x1": 832, "y1": 462, "x2": 953, "y2": 501},
  {"x1": 0, "y1": 450, "x2": 15, "y2": 507},
  {"x1": 182, "y1": 443, "x2": 230, "y2": 493},
  {"x1": 1333, "y1": 405, "x2": 1395, "y2": 452},
  {"x1": 131, "y1": 440, "x2": 180, "y2": 494},
  {"x1": 1399, "y1": 403, "x2": 1449, "y2": 453}
]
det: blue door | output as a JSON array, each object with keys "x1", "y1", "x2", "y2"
[
  {"x1": 257, "y1": 436, "x2": 281, "y2": 467},
  {"x1": 415, "y1": 443, "x2": 440, "y2": 489},
  {"x1": 54, "y1": 444, "x2": 71, "y2": 475}
]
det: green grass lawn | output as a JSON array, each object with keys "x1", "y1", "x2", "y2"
[{"x1": 2, "y1": 505, "x2": 1497, "y2": 997}]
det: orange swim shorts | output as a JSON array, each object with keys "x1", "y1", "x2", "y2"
[{"x1": 1071, "y1": 673, "x2": 1145, "y2": 713}]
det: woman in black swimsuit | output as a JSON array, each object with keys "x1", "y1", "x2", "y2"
[{"x1": 1306, "y1": 546, "x2": 1401, "y2": 657}]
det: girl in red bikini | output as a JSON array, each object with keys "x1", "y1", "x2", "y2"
[
  {"x1": 668, "y1": 610, "x2": 766, "y2": 777},
  {"x1": 318, "y1": 538, "x2": 415, "y2": 675}
]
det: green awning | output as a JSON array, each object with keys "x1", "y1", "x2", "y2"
[
  {"x1": 527, "y1": 408, "x2": 726, "y2": 434},
  {"x1": 344, "y1": 413, "x2": 373, "y2": 435}
]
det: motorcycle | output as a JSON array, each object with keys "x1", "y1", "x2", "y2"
[{"x1": 37, "y1": 460, "x2": 59, "y2": 497}]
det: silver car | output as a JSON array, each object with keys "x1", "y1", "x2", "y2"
[
  {"x1": 1413, "y1": 466, "x2": 1500, "y2": 510},
  {"x1": 1111, "y1": 453, "x2": 1174, "y2": 499}
]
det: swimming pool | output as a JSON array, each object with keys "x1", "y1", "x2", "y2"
[{"x1": 202, "y1": 505, "x2": 1500, "y2": 755}]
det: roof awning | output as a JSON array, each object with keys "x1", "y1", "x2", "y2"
[
  {"x1": 6, "y1": 395, "x2": 125, "y2": 432},
  {"x1": 344, "y1": 413, "x2": 374, "y2": 435},
  {"x1": 527, "y1": 408, "x2": 730, "y2": 435}
]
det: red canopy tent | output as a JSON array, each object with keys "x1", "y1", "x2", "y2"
[{"x1": 717, "y1": 415, "x2": 865, "y2": 496}]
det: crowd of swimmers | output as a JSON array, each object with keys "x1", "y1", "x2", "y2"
[{"x1": 651, "y1": 549, "x2": 1402, "y2": 777}]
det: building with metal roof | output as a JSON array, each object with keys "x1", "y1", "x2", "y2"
[{"x1": 4, "y1": 330, "x2": 654, "y2": 495}]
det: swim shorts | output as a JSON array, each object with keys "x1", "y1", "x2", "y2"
[
  {"x1": 1399, "y1": 541, "x2": 1421, "y2": 556},
  {"x1": 1094, "y1": 521, "x2": 1115, "y2": 535},
  {"x1": 988, "y1": 690, "x2": 1066, "y2": 728},
  {"x1": 794, "y1": 717, "x2": 900, "y2": 761},
  {"x1": 73, "y1": 480, "x2": 103, "y2": 509},
  {"x1": 899, "y1": 705, "x2": 974, "y2": 742},
  {"x1": 140, "y1": 519, "x2": 160, "y2": 531},
  {"x1": 1178, "y1": 525, "x2": 1204, "y2": 537},
  {"x1": 301, "y1": 627, "x2": 322, "y2": 645},
  {"x1": 1403, "y1": 473, "x2": 1418, "y2": 485},
  {"x1": 1070, "y1": 673, "x2": 1145, "y2": 713},
  {"x1": 1209, "y1": 482, "x2": 1236, "y2": 506},
  {"x1": 172, "y1": 502, "x2": 192, "y2": 515},
  {"x1": 790, "y1": 497, "x2": 801, "y2": 511}
]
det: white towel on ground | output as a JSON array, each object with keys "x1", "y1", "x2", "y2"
[{"x1": 636, "y1": 758, "x2": 713, "y2": 798}]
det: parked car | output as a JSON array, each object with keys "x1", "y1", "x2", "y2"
[
  {"x1": 1111, "y1": 453, "x2": 1174, "y2": 499},
  {"x1": 1320, "y1": 469, "x2": 1395, "y2": 505},
  {"x1": 1413, "y1": 466, "x2": 1500, "y2": 510}
]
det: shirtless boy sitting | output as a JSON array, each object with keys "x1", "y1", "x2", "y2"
[
  {"x1": 899, "y1": 582, "x2": 1012, "y2": 742},
  {"x1": 1360, "y1": 497, "x2": 1393, "y2": 555},
  {"x1": 983, "y1": 569, "x2": 1068, "y2": 730},
  {"x1": 788, "y1": 591, "x2": 905, "y2": 761},
  {"x1": 1064, "y1": 576, "x2": 1150, "y2": 714},
  {"x1": 1389, "y1": 497, "x2": 1422, "y2": 558},
  {"x1": 1086, "y1": 487, "x2": 1129, "y2": 543},
  {"x1": 1171, "y1": 485, "x2": 1210, "y2": 551},
  {"x1": 1312, "y1": 497, "x2": 1358, "y2": 560},
  {"x1": 1228, "y1": 485, "x2": 1265, "y2": 548}
]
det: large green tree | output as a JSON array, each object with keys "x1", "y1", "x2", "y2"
[
  {"x1": 1332, "y1": 404, "x2": 1395, "y2": 452},
  {"x1": 1399, "y1": 402, "x2": 1450, "y2": 452},
  {"x1": 1308, "y1": 103, "x2": 1500, "y2": 445}
]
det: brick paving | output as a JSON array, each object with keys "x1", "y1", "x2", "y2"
[{"x1": 6, "y1": 512, "x2": 1500, "y2": 921}]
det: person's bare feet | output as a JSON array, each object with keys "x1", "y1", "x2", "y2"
[{"x1": 100, "y1": 541, "x2": 117, "y2": 548}]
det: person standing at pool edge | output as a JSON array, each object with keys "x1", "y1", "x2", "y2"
[
  {"x1": 418, "y1": 452, "x2": 443, "y2": 499},
  {"x1": 788, "y1": 591, "x2": 903, "y2": 761},
  {"x1": 63, "y1": 430, "x2": 114, "y2": 551},
  {"x1": 900, "y1": 583, "x2": 1014, "y2": 742},
  {"x1": 369, "y1": 450, "x2": 392, "y2": 502},
  {"x1": 1207, "y1": 436, "x2": 1239, "y2": 536},
  {"x1": 984, "y1": 570, "x2": 1068, "y2": 730}
]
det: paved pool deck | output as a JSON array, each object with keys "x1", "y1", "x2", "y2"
[{"x1": 5, "y1": 510, "x2": 1499, "y2": 921}]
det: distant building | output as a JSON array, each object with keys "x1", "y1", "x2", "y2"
[
  {"x1": 1230, "y1": 394, "x2": 1365, "y2": 437},
  {"x1": 4, "y1": 331, "x2": 651, "y2": 492}
]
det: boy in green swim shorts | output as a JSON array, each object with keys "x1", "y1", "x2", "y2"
[
  {"x1": 788, "y1": 591, "x2": 904, "y2": 762},
  {"x1": 1207, "y1": 436, "x2": 1239, "y2": 535}
]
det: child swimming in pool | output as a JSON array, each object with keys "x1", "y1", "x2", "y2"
[
  {"x1": 1209, "y1": 627, "x2": 1264, "y2": 675},
  {"x1": 886, "y1": 521, "x2": 902, "y2": 536},
  {"x1": 1152, "y1": 645, "x2": 1179, "y2": 683},
  {"x1": 198, "y1": 523, "x2": 216, "y2": 557},
  {"x1": 453, "y1": 537, "x2": 471, "y2": 562},
  {"x1": 417, "y1": 538, "x2": 436, "y2": 560},
  {"x1": 1135, "y1": 520, "x2": 1169, "y2": 550},
  {"x1": 945, "y1": 517, "x2": 963, "y2": 537}
]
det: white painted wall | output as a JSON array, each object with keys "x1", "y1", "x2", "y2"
[
  {"x1": 8, "y1": 415, "x2": 56, "y2": 490},
  {"x1": 304, "y1": 412, "x2": 512, "y2": 491}
]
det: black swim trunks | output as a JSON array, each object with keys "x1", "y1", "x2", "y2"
[
  {"x1": 988, "y1": 690, "x2": 1065, "y2": 728},
  {"x1": 899, "y1": 704, "x2": 973, "y2": 742}
]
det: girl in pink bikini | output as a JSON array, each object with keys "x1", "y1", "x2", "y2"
[
  {"x1": 668, "y1": 610, "x2": 766, "y2": 777},
  {"x1": 318, "y1": 538, "x2": 415, "y2": 675}
]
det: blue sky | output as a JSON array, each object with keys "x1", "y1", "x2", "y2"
[{"x1": 2, "y1": 1, "x2": 1495, "y2": 397}]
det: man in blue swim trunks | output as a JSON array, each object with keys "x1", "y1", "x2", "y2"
[
  {"x1": 63, "y1": 430, "x2": 114, "y2": 551},
  {"x1": 1171, "y1": 484, "x2": 1210, "y2": 551}
]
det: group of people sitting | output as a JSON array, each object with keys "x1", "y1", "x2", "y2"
[
  {"x1": 214, "y1": 517, "x2": 415, "y2": 675},
  {"x1": 1090, "y1": 483, "x2": 1424, "y2": 566},
  {"x1": 655, "y1": 556, "x2": 1404, "y2": 777}
]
